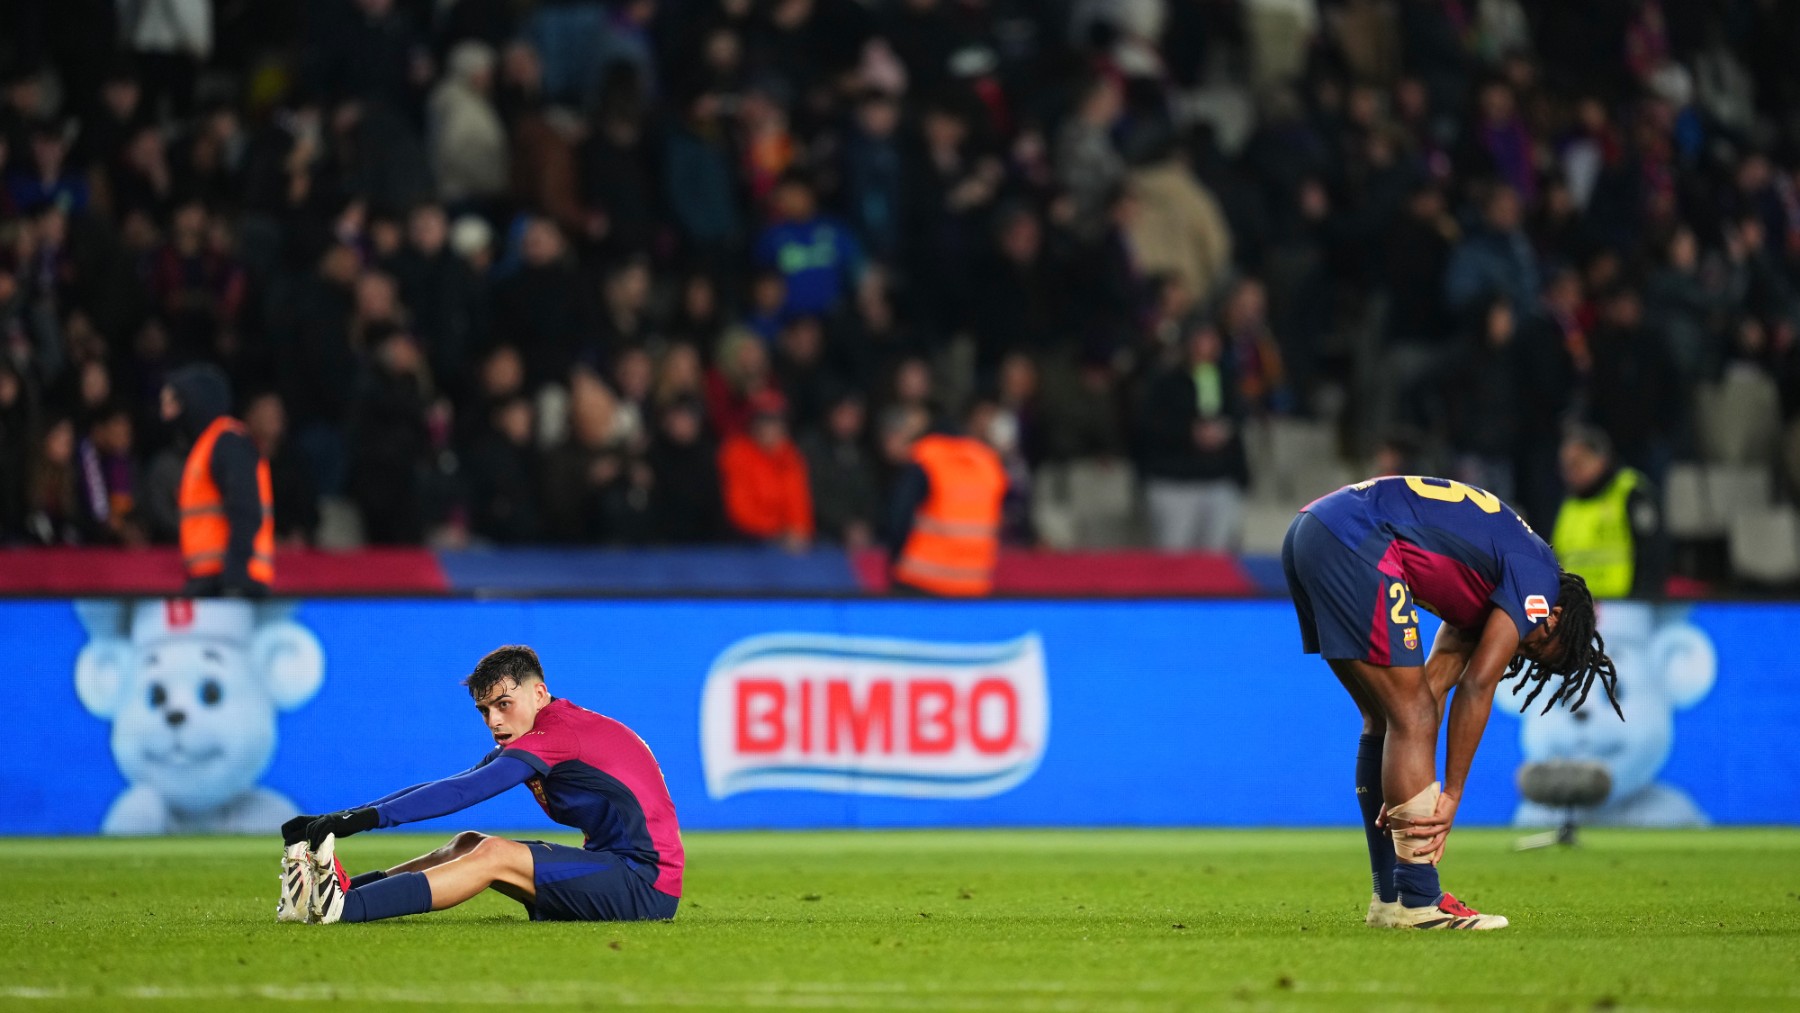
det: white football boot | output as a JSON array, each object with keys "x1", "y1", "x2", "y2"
[
  {"x1": 307, "y1": 834, "x2": 349, "y2": 924},
  {"x1": 1365, "y1": 893, "x2": 1403, "y2": 928},
  {"x1": 1389, "y1": 892, "x2": 1509, "y2": 930},
  {"x1": 277, "y1": 841, "x2": 315, "y2": 923}
]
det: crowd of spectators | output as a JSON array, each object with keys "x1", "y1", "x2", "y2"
[{"x1": 6, "y1": 0, "x2": 1800, "y2": 558}]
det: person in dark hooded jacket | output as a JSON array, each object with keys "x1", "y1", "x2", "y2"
[{"x1": 161, "y1": 363, "x2": 273, "y2": 596}]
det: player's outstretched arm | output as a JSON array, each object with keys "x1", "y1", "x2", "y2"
[{"x1": 366, "y1": 755, "x2": 536, "y2": 830}]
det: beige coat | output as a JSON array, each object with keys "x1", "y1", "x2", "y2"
[{"x1": 1125, "y1": 160, "x2": 1233, "y2": 303}]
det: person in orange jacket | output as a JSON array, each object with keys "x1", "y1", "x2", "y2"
[
  {"x1": 162, "y1": 364, "x2": 274, "y2": 597},
  {"x1": 717, "y1": 389, "x2": 813, "y2": 552},
  {"x1": 884, "y1": 400, "x2": 1007, "y2": 597}
]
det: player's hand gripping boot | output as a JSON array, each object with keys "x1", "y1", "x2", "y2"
[
  {"x1": 277, "y1": 841, "x2": 315, "y2": 923},
  {"x1": 1389, "y1": 891, "x2": 1508, "y2": 930},
  {"x1": 307, "y1": 833, "x2": 350, "y2": 924}
]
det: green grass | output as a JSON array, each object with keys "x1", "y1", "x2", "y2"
[{"x1": 2, "y1": 829, "x2": 1797, "y2": 1012}]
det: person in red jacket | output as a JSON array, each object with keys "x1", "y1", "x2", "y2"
[{"x1": 717, "y1": 389, "x2": 812, "y2": 551}]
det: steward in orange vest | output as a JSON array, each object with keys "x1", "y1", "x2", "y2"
[
  {"x1": 161, "y1": 365, "x2": 274, "y2": 596},
  {"x1": 886, "y1": 410, "x2": 1007, "y2": 597}
]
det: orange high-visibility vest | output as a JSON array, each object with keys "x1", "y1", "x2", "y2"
[
  {"x1": 179, "y1": 417, "x2": 275, "y2": 585},
  {"x1": 893, "y1": 435, "x2": 1007, "y2": 597}
]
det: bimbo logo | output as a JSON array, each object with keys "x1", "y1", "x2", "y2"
[{"x1": 700, "y1": 633, "x2": 1049, "y2": 800}]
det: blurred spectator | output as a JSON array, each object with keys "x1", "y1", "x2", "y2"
[
  {"x1": 347, "y1": 329, "x2": 433, "y2": 545},
  {"x1": 1122, "y1": 126, "x2": 1233, "y2": 307},
  {"x1": 1586, "y1": 285, "x2": 1678, "y2": 482},
  {"x1": 772, "y1": 315, "x2": 834, "y2": 433},
  {"x1": 152, "y1": 201, "x2": 247, "y2": 364},
  {"x1": 1445, "y1": 298, "x2": 1525, "y2": 502},
  {"x1": 163, "y1": 364, "x2": 272, "y2": 595},
  {"x1": 668, "y1": 273, "x2": 728, "y2": 352},
  {"x1": 648, "y1": 395, "x2": 726, "y2": 544},
  {"x1": 1137, "y1": 321, "x2": 1249, "y2": 552},
  {"x1": 541, "y1": 367, "x2": 651, "y2": 543},
  {"x1": 1218, "y1": 278, "x2": 1288, "y2": 414},
  {"x1": 971, "y1": 204, "x2": 1062, "y2": 369},
  {"x1": 244, "y1": 391, "x2": 319, "y2": 547},
  {"x1": 886, "y1": 400, "x2": 1007, "y2": 596},
  {"x1": 493, "y1": 218, "x2": 588, "y2": 386},
  {"x1": 718, "y1": 388, "x2": 812, "y2": 551},
  {"x1": 800, "y1": 388, "x2": 878, "y2": 549},
  {"x1": 1055, "y1": 73, "x2": 1125, "y2": 238},
  {"x1": 754, "y1": 173, "x2": 863, "y2": 318},
  {"x1": 393, "y1": 204, "x2": 484, "y2": 399},
  {"x1": 7, "y1": 121, "x2": 88, "y2": 215},
  {"x1": 430, "y1": 42, "x2": 509, "y2": 206},
  {"x1": 74, "y1": 403, "x2": 141, "y2": 545},
  {"x1": 652, "y1": 341, "x2": 706, "y2": 415},
  {"x1": 1444, "y1": 183, "x2": 1539, "y2": 322},
  {"x1": 706, "y1": 327, "x2": 777, "y2": 439},
  {"x1": 0, "y1": 360, "x2": 32, "y2": 539},
  {"x1": 25, "y1": 415, "x2": 79, "y2": 544},
  {"x1": 465, "y1": 393, "x2": 543, "y2": 544},
  {"x1": 1552, "y1": 425, "x2": 1666, "y2": 599},
  {"x1": 664, "y1": 91, "x2": 744, "y2": 261},
  {"x1": 841, "y1": 91, "x2": 904, "y2": 265},
  {"x1": 580, "y1": 66, "x2": 657, "y2": 258},
  {"x1": 120, "y1": 0, "x2": 208, "y2": 118}
]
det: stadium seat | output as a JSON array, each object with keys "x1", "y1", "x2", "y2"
[
  {"x1": 315, "y1": 497, "x2": 366, "y2": 551},
  {"x1": 1729, "y1": 504, "x2": 1800, "y2": 585},
  {"x1": 1696, "y1": 369, "x2": 1782, "y2": 466},
  {"x1": 1255, "y1": 416, "x2": 1351, "y2": 505},
  {"x1": 1665, "y1": 463, "x2": 1772, "y2": 539},
  {"x1": 1063, "y1": 458, "x2": 1141, "y2": 548},
  {"x1": 1029, "y1": 464, "x2": 1080, "y2": 550},
  {"x1": 1703, "y1": 464, "x2": 1773, "y2": 524},
  {"x1": 1664, "y1": 463, "x2": 1716, "y2": 538},
  {"x1": 1240, "y1": 498, "x2": 1299, "y2": 555}
]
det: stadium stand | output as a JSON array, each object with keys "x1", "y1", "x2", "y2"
[{"x1": 4, "y1": 0, "x2": 1800, "y2": 591}]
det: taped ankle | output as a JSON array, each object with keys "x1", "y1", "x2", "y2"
[{"x1": 1387, "y1": 780, "x2": 1441, "y2": 864}]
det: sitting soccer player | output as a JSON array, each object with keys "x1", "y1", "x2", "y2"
[
  {"x1": 1282, "y1": 476, "x2": 1618, "y2": 930},
  {"x1": 276, "y1": 645, "x2": 683, "y2": 925}
]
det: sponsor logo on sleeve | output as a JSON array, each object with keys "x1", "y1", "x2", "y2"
[
  {"x1": 1525, "y1": 594, "x2": 1550, "y2": 621},
  {"x1": 700, "y1": 633, "x2": 1049, "y2": 800}
]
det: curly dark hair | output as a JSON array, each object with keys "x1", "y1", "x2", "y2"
[
  {"x1": 1501, "y1": 570, "x2": 1621, "y2": 717},
  {"x1": 463, "y1": 644, "x2": 545, "y2": 699}
]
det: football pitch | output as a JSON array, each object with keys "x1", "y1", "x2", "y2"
[{"x1": 3, "y1": 829, "x2": 1797, "y2": 1012}]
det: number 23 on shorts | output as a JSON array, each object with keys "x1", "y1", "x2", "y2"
[{"x1": 1389, "y1": 582, "x2": 1421, "y2": 651}]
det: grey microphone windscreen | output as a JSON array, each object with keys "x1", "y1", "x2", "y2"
[{"x1": 1517, "y1": 761, "x2": 1613, "y2": 808}]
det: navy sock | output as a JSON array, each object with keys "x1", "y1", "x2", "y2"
[
  {"x1": 1356, "y1": 735, "x2": 1397, "y2": 903},
  {"x1": 1394, "y1": 862, "x2": 1442, "y2": 909},
  {"x1": 341, "y1": 871, "x2": 433, "y2": 923},
  {"x1": 348, "y1": 870, "x2": 388, "y2": 891}
]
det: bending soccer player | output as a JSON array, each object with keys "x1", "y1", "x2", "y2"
[
  {"x1": 276, "y1": 645, "x2": 683, "y2": 924},
  {"x1": 1282, "y1": 476, "x2": 1618, "y2": 930}
]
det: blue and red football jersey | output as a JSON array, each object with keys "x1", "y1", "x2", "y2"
[{"x1": 1303, "y1": 476, "x2": 1562, "y2": 635}]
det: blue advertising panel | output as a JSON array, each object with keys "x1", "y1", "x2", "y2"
[{"x1": 2, "y1": 598, "x2": 1793, "y2": 836}]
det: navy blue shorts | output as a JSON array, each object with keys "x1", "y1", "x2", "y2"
[
  {"x1": 517, "y1": 841, "x2": 679, "y2": 922},
  {"x1": 1282, "y1": 511, "x2": 1423, "y2": 667}
]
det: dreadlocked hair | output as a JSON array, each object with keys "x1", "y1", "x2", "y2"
[{"x1": 1501, "y1": 570, "x2": 1623, "y2": 718}]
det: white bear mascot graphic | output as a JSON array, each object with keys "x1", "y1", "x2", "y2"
[
  {"x1": 75, "y1": 598, "x2": 326, "y2": 834},
  {"x1": 1509, "y1": 601, "x2": 1717, "y2": 828}
]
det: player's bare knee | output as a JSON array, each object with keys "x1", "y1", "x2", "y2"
[{"x1": 447, "y1": 831, "x2": 488, "y2": 856}]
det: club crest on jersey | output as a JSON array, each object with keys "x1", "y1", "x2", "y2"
[
  {"x1": 1403, "y1": 627, "x2": 1419, "y2": 651},
  {"x1": 700, "y1": 632, "x2": 1050, "y2": 800},
  {"x1": 1525, "y1": 594, "x2": 1551, "y2": 621}
]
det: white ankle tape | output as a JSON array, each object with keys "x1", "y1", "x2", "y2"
[{"x1": 1387, "y1": 781, "x2": 1441, "y2": 864}]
